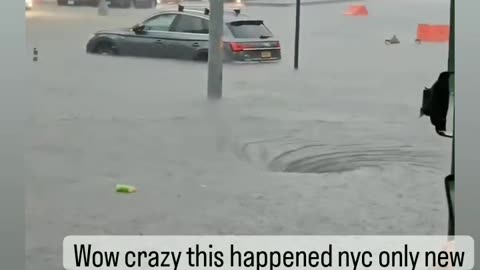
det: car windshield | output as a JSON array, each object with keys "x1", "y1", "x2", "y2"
[{"x1": 227, "y1": 20, "x2": 272, "y2": 38}]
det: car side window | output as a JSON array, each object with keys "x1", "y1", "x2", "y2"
[
  {"x1": 171, "y1": 15, "x2": 209, "y2": 34},
  {"x1": 143, "y1": 14, "x2": 177, "y2": 32}
]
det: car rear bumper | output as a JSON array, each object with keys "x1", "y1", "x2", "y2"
[
  {"x1": 231, "y1": 59, "x2": 281, "y2": 64},
  {"x1": 228, "y1": 49, "x2": 281, "y2": 63}
]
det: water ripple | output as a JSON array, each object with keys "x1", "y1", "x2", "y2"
[{"x1": 237, "y1": 138, "x2": 440, "y2": 174}]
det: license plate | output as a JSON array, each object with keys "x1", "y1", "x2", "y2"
[
  {"x1": 261, "y1": 51, "x2": 272, "y2": 58},
  {"x1": 67, "y1": 0, "x2": 74, "y2": 4}
]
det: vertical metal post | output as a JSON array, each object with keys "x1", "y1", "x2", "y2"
[
  {"x1": 207, "y1": 0, "x2": 224, "y2": 99},
  {"x1": 447, "y1": 0, "x2": 455, "y2": 237},
  {"x1": 294, "y1": 0, "x2": 300, "y2": 69},
  {"x1": 449, "y1": 0, "x2": 455, "y2": 174}
]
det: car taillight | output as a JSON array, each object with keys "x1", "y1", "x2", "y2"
[
  {"x1": 274, "y1": 41, "x2": 281, "y2": 48},
  {"x1": 230, "y1": 42, "x2": 247, "y2": 52}
]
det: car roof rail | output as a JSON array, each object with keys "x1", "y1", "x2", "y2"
[{"x1": 172, "y1": 5, "x2": 244, "y2": 16}]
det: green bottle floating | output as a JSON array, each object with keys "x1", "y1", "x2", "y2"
[{"x1": 116, "y1": 184, "x2": 137, "y2": 193}]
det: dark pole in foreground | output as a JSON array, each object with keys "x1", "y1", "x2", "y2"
[
  {"x1": 449, "y1": 0, "x2": 454, "y2": 176},
  {"x1": 447, "y1": 0, "x2": 455, "y2": 238},
  {"x1": 294, "y1": 0, "x2": 301, "y2": 69},
  {"x1": 207, "y1": 0, "x2": 224, "y2": 99}
]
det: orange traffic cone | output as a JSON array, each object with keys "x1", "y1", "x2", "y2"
[
  {"x1": 344, "y1": 5, "x2": 368, "y2": 16},
  {"x1": 415, "y1": 24, "x2": 449, "y2": 44}
]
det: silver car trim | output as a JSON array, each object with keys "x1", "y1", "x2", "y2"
[
  {"x1": 242, "y1": 47, "x2": 281, "y2": 51},
  {"x1": 146, "y1": 30, "x2": 209, "y2": 37}
]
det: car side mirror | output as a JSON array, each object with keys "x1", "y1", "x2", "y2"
[{"x1": 132, "y1": 24, "x2": 145, "y2": 34}]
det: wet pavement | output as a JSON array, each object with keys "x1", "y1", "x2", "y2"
[{"x1": 26, "y1": 1, "x2": 452, "y2": 269}]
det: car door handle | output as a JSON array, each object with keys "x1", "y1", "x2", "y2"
[
  {"x1": 192, "y1": 42, "x2": 200, "y2": 48},
  {"x1": 155, "y1": 39, "x2": 164, "y2": 44}
]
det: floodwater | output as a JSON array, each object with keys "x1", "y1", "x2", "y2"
[{"x1": 26, "y1": 0, "x2": 452, "y2": 268}]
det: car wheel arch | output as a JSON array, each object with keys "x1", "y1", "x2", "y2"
[{"x1": 92, "y1": 36, "x2": 119, "y2": 53}]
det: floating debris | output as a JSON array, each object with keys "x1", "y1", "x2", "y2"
[
  {"x1": 116, "y1": 184, "x2": 137, "y2": 193},
  {"x1": 385, "y1": 35, "x2": 400, "y2": 45}
]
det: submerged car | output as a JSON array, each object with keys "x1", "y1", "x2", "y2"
[
  {"x1": 57, "y1": 0, "x2": 156, "y2": 8},
  {"x1": 86, "y1": 7, "x2": 281, "y2": 62}
]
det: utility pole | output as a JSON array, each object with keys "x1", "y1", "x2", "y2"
[
  {"x1": 207, "y1": 0, "x2": 224, "y2": 99},
  {"x1": 294, "y1": 0, "x2": 301, "y2": 69}
]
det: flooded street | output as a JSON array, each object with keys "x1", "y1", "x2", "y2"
[{"x1": 26, "y1": 1, "x2": 452, "y2": 268}]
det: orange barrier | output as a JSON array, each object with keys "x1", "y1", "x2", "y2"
[
  {"x1": 416, "y1": 24, "x2": 450, "y2": 43},
  {"x1": 344, "y1": 5, "x2": 368, "y2": 16}
]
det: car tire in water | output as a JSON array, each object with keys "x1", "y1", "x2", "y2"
[
  {"x1": 95, "y1": 43, "x2": 116, "y2": 56},
  {"x1": 194, "y1": 52, "x2": 209, "y2": 62}
]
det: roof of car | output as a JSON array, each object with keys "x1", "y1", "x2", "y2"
[{"x1": 150, "y1": 8, "x2": 256, "y2": 23}]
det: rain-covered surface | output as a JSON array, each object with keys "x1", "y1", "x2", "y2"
[{"x1": 26, "y1": 0, "x2": 452, "y2": 268}]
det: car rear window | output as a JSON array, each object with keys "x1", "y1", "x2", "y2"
[{"x1": 227, "y1": 20, "x2": 272, "y2": 39}]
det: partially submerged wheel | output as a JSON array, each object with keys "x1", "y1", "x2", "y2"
[
  {"x1": 95, "y1": 43, "x2": 116, "y2": 55},
  {"x1": 195, "y1": 52, "x2": 209, "y2": 62}
]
